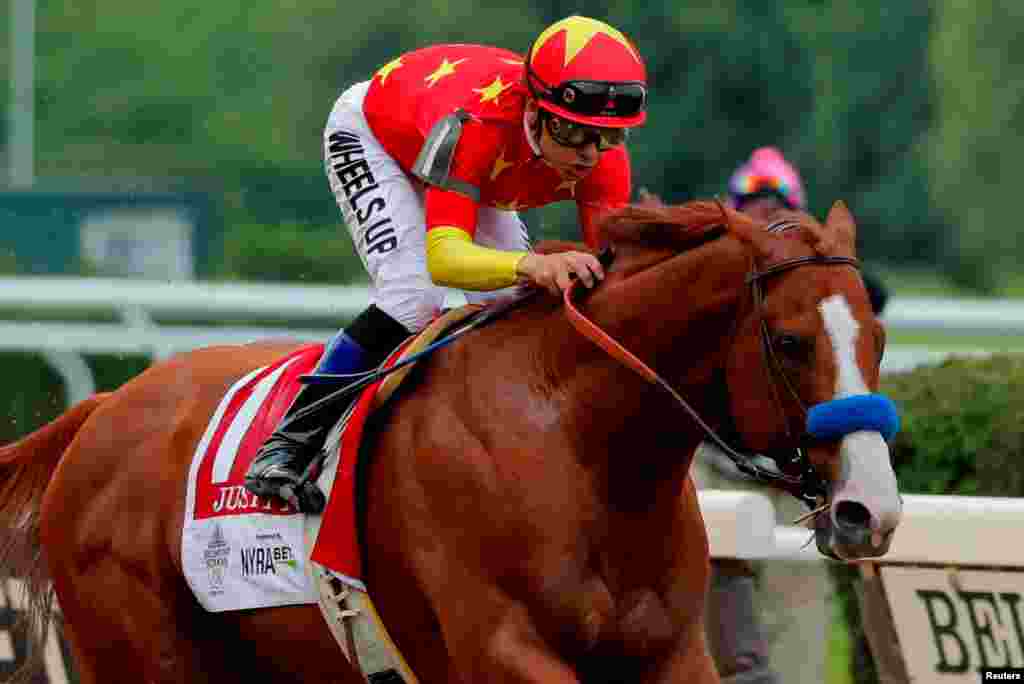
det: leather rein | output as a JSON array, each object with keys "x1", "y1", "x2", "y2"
[{"x1": 564, "y1": 221, "x2": 860, "y2": 507}]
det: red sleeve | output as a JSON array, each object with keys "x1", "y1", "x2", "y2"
[
  {"x1": 425, "y1": 187, "x2": 479, "y2": 235},
  {"x1": 576, "y1": 146, "x2": 632, "y2": 248},
  {"x1": 423, "y1": 118, "x2": 503, "y2": 238}
]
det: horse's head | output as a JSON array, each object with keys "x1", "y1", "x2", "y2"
[
  {"x1": 717, "y1": 200, "x2": 900, "y2": 560},
  {"x1": 591, "y1": 199, "x2": 900, "y2": 560}
]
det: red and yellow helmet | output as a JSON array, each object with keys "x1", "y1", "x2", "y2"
[{"x1": 525, "y1": 16, "x2": 647, "y2": 128}]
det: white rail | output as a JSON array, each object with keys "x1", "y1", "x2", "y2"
[
  {"x1": 0, "y1": 276, "x2": 369, "y2": 321},
  {"x1": 3, "y1": 276, "x2": 1023, "y2": 330},
  {"x1": 0, "y1": 277, "x2": 358, "y2": 403},
  {"x1": 0, "y1": 276, "x2": 1019, "y2": 403},
  {"x1": 0, "y1": 321, "x2": 330, "y2": 358},
  {"x1": 699, "y1": 491, "x2": 1024, "y2": 566},
  {"x1": 882, "y1": 296, "x2": 1024, "y2": 335}
]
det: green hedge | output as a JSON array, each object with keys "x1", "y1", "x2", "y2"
[
  {"x1": 0, "y1": 353, "x2": 150, "y2": 444},
  {"x1": 833, "y1": 353, "x2": 1024, "y2": 684},
  {"x1": 217, "y1": 222, "x2": 369, "y2": 285}
]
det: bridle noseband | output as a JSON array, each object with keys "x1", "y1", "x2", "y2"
[{"x1": 565, "y1": 221, "x2": 860, "y2": 508}]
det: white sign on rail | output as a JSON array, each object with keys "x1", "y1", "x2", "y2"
[{"x1": 881, "y1": 566, "x2": 1024, "y2": 683}]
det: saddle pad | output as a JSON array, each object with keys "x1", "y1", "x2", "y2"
[
  {"x1": 181, "y1": 344, "x2": 324, "y2": 612},
  {"x1": 183, "y1": 304, "x2": 484, "y2": 611}
]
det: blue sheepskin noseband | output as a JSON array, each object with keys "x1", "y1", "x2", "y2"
[{"x1": 806, "y1": 394, "x2": 900, "y2": 442}]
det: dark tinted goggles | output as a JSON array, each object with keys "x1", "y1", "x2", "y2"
[
  {"x1": 545, "y1": 115, "x2": 629, "y2": 151},
  {"x1": 551, "y1": 80, "x2": 647, "y2": 118},
  {"x1": 731, "y1": 174, "x2": 798, "y2": 209}
]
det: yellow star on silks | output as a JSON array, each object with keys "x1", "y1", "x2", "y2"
[
  {"x1": 532, "y1": 15, "x2": 641, "y2": 67},
  {"x1": 555, "y1": 179, "x2": 577, "y2": 197},
  {"x1": 473, "y1": 76, "x2": 513, "y2": 105},
  {"x1": 424, "y1": 57, "x2": 467, "y2": 87},
  {"x1": 490, "y1": 149, "x2": 515, "y2": 180},
  {"x1": 375, "y1": 56, "x2": 404, "y2": 83},
  {"x1": 501, "y1": 58, "x2": 524, "y2": 66}
]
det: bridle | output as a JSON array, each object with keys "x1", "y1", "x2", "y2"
[{"x1": 564, "y1": 220, "x2": 861, "y2": 508}]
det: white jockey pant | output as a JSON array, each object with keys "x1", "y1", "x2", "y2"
[{"x1": 324, "y1": 80, "x2": 531, "y2": 333}]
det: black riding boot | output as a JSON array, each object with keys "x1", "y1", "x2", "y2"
[
  {"x1": 244, "y1": 305, "x2": 410, "y2": 513},
  {"x1": 244, "y1": 380, "x2": 344, "y2": 513}
]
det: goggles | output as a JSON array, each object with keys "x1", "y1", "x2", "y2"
[
  {"x1": 730, "y1": 174, "x2": 797, "y2": 209},
  {"x1": 544, "y1": 80, "x2": 647, "y2": 118},
  {"x1": 544, "y1": 114, "x2": 629, "y2": 151},
  {"x1": 525, "y1": 58, "x2": 647, "y2": 119}
]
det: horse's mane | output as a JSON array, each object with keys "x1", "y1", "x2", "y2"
[
  {"x1": 598, "y1": 198, "x2": 847, "y2": 259},
  {"x1": 599, "y1": 200, "x2": 730, "y2": 252},
  {"x1": 534, "y1": 198, "x2": 846, "y2": 260},
  {"x1": 531, "y1": 201, "x2": 731, "y2": 258}
]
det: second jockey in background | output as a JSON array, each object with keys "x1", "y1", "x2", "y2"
[
  {"x1": 245, "y1": 15, "x2": 649, "y2": 512},
  {"x1": 727, "y1": 147, "x2": 890, "y2": 315}
]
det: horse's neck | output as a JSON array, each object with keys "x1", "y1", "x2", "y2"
[
  {"x1": 586, "y1": 234, "x2": 749, "y2": 390},
  {"x1": 540, "y1": 236, "x2": 750, "y2": 490}
]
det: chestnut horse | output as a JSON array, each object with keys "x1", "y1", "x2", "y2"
[{"x1": 0, "y1": 200, "x2": 900, "y2": 683}]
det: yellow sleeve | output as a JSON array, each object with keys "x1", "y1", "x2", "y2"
[{"x1": 425, "y1": 226, "x2": 527, "y2": 291}]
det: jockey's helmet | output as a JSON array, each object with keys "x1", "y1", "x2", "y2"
[
  {"x1": 727, "y1": 147, "x2": 807, "y2": 211},
  {"x1": 525, "y1": 16, "x2": 647, "y2": 128}
]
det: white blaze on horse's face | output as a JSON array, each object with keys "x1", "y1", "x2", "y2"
[
  {"x1": 819, "y1": 295, "x2": 901, "y2": 555},
  {"x1": 819, "y1": 295, "x2": 868, "y2": 398}
]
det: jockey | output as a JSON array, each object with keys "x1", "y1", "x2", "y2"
[
  {"x1": 727, "y1": 147, "x2": 889, "y2": 314},
  {"x1": 726, "y1": 146, "x2": 807, "y2": 220},
  {"x1": 244, "y1": 15, "x2": 649, "y2": 512}
]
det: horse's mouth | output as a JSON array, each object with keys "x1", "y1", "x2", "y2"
[{"x1": 803, "y1": 435, "x2": 902, "y2": 561}]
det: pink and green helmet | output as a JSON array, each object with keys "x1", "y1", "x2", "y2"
[{"x1": 727, "y1": 147, "x2": 806, "y2": 211}]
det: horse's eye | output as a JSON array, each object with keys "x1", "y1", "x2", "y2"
[{"x1": 774, "y1": 333, "x2": 810, "y2": 362}]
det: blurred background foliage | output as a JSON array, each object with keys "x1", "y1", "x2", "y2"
[
  {"x1": 1, "y1": 4, "x2": 1022, "y2": 682},
  {"x1": 1, "y1": 0, "x2": 1020, "y2": 291}
]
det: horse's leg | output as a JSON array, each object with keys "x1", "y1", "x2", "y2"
[
  {"x1": 641, "y1": 622, "x2": 721, "y2": 684},
  {"x1": 58, "y1": 619, "x2": 91, "y2": 683},
  {"x1": 57, "y1": 564, "x2": 358, "y2": 684},
  {"x1": 52, "y1": 557, "x2": 236, "y2": 684},
  {"x1": 427, "y1": 570, "x2": 581, "y2": 683},
  {"x1": 42, "y1": 438, "x2": 239, "y2": 682},
  {"x1": 232, "y1": 605, "x2": 363, "y2": 682},
  {"x1": 363, "y1": 447, "x2": 578, "y2": 682}
]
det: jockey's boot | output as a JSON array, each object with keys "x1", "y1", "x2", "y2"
[{"x1": 244, "y1": 305, "x2": 410, "y2": 513}]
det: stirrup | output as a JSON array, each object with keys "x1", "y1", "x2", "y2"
[
  {"x1": 245, "y1": 441, "x2": 327, "y2": 514},
  {"x1": 246, "y1": 469, "x2": 326, "y2": 514},
  {"x1": 278, "y1": 480, "x2": 327, "y2": 514}
]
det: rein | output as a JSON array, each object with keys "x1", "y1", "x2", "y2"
[{"x1": 564, "y1": 224, "x2": 860, "y2": 507}]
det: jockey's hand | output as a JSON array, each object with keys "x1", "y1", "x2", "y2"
[{"x1": 516, "y1": 251, "x2": 604, "y2": 296}]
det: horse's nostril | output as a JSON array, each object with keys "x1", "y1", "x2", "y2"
[{"x1": 834, "y1": 500, "x2": 872, "y2": 529}]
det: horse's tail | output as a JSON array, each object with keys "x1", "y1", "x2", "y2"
[
  {"x1": 0, "y1": 392, "x2": 110, "y2": 669},
  {"x1": 0, "y1": 392, "x2": 110, "y2": 549}
]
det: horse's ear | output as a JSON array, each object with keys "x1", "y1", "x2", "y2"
[
  {"x1": 825, "y1": 200, "x2": 858, "y2": 252},
  {"x1": 715, "y1": 200, "x2": 778, "y2": 258}
]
